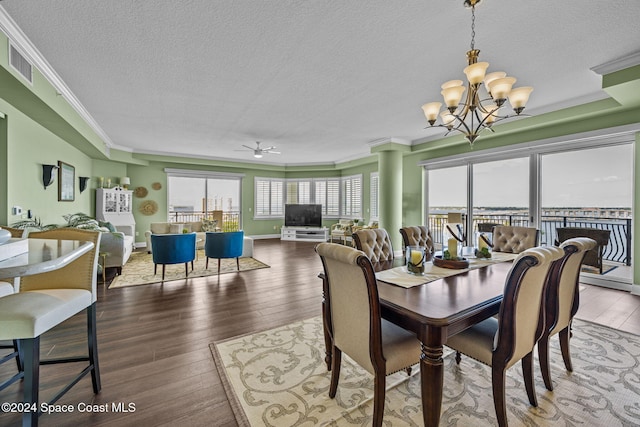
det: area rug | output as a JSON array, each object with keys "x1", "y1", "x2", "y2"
[
  {"x1": 109, "y1": 250, "x2": 269, "y2": 288},
  {"x1": 211, "y1": 317, "x2": 640, "y2": 426}
]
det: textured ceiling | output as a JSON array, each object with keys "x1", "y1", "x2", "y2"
[{"x1": 1, "y1": 1, "x2": 639, "y2": 165}]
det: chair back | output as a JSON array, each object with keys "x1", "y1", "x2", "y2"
[
  {"x1": 21, "y1": 228, "x2": 101, "y2": 302},
  {"x1": 205, "y1": 231, "x2": 244, "y2": 259},
  {"x1": 494, "y1": 246, "x2": 564, "y2": 369},
  {"x1": 399, "y1": 226, "x2": 435, "y2": 257},
  {"x1": 546, "y1": 237, "x2": 596, "y2": 336},
  {"x1": 556, "y1": 227, "x2": 610, "y2": 272},
  {"x1": 352, "y1": 228, "x2": 394, "y2": 263},
  {"x1": 477, "y1": 222, "x2": 501, "y2": 233},
  {"x1": 151, "y1": 233, "x2": 197, "y2": 264},
  {"x1": 0, "y1": 226, "x2": 27, "y2": 238},
  {"x1": 492, "y1": 225, "x2": 539, "y2": 253},
  {"x1": 316, "y1": 243, "x2": 382, "y2": 374}
]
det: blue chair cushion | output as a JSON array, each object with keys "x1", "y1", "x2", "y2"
[
  {"x1": 205, "y1": 231, "x2": 244, "y2": 259},
  {"x1": 151, "y1": 233, "x2": 197, "y2": 265}
]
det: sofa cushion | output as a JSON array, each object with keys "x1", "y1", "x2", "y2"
[
  {"x1": 201, "y1": 219, "x2": 218, "y2": 232},
  {"x1": 150, "y1": 223, "x2": 171, "y2": 234},
  {"x1": 188, "y1": 221, "x2": 203, "y2": 232}
]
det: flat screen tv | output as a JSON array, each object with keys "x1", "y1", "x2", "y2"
[{"x1": 285, "y1": 204, "x2": 322, "y2": 228}]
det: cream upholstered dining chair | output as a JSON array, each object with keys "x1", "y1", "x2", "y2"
[
  {"x1": 352, "y1": 228, "x2": 394, "y2": 263},
  {"x1": 399, "y1": 225, "x2": 435, "y2": 258},
  {"x1": 491, "y1": 225, "x2": 539, "y2": 253},
  {"x1": 316, "y1": 243, "x2": 420, "y2": 427},
  {"x1": 445, "y1": 245, "x2": 564, "y2": 427},
  {"x1": 538, "y1": 237, "x2": 596, "y2": 391},
  {"x1": 0, "y1": 228, "x2": 101, "y2": 427}
]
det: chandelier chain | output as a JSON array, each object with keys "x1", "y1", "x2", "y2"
[{"x1": 470, "y1": 5, "x2": 476, "y2": 51}]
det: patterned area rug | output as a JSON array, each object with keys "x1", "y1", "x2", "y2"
[
  {"x1": 211, "y1": 317, "x2": 640, "y2": 426},
  {"x1": 109, "y1": 250, "x2": 269, "y2": 288}
]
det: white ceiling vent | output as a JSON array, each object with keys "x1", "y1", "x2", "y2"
[{"x1": 9, "y1": 42, "x2": 33, "y2": 84}]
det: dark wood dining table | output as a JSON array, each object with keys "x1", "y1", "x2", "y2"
[{"x1": 320, "y1": 257, "x2": 514, "y2": 427}]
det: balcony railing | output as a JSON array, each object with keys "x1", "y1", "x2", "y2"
[
  {"x1": 428, "y1": 213, "x2": 631, "y2": 266},
  {"x1": 168, "y1": 211, "x2": 241, "y2": 232}
]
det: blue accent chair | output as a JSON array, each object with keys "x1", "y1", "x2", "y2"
[
  {"x1": 205, "y1": 231, "x2": 244, "y2": 274},
  {"x1": 151, "y1": 233, "x2": 197, "y2": 280}
]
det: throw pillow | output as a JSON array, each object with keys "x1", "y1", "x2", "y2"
[
  {"x1": 202, "y1": 219, "x2": 218, "y2": 232},
  {"x1": 169, "y1": 223, "x2": 183, "y2": 234},
  {"x1": 99, "y1": 221, "x2": 116, "y2": 232},
  {"x1": 181, "y1": 224, "x2": 192, "y2": 233}
]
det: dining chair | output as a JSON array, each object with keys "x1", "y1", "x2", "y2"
[
  {"x1": 204, "y1": 230, "x2": 244, "y2": 274},
  {"x1": 151, "y1": 232, "x2": 197, "y2": 280},
  {"x1": 491, "y1": 225, "x2": 539, "y2": 253},
  {"x1": 399, "y1": 225, "x2": 435, "y2": 258},
  {"x1": 538, "y1": 237, "x2": 596, "y2": 391},
  {"x1": 0, "y1": 228, "x2": 101, "y2": 427},
  {"x1": 352, "y1": 228, "x2": 394, "y2": 263},
  {"x1": 316, "y1": 242, "x2": 420, "y2": 427},
  {"x1": 445, "y1": 245, "x2": 564, "y2": 427},
  {"x1": 556, "y1": 227, "x2": 610, "y2": 274}
]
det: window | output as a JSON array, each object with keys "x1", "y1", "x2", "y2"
[
  {"x1": 255, "y1": 178, "x2": 284, "y2": 217},
  {"x1": 341, "y1": 174, "x2": 362, "y2": 217},
  {"x1": 255, "y1": 175, "x2": 361, "y2": 219},
  {"x1": 370, "y1": 173, "x2": 379, "y2": 220},
  {"x1": 165, "y1": 169, "x2": 243, "y2": 224}
]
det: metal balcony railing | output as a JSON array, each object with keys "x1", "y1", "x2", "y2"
[
  {"x1": 428, "y1": 213, "x2": 631, "y2": 266},
  {"x1": 168, "y1": 211, "x2": 241, "y2": 232}
]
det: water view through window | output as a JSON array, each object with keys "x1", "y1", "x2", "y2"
[{"x1": 427, "y1": 143, "x2": 633, "y2": 283}]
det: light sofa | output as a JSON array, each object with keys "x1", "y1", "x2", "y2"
[{"x1": 100, "y1": 226, "x2": 135, "y2": 274}]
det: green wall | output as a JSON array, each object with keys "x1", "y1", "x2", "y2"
[{"x1": 0, "y1": 98, "x2": 93, "y2": 226}]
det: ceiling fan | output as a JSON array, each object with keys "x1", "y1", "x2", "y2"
[{"x1": 239, "y1": 141, "x2": 280, "y2": 158}]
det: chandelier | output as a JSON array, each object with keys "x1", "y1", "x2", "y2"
[{"x1": 421, "y1": 0, "x2": 533, "y2": 146}]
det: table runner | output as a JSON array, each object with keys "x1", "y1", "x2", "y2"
[{"x1": 376, "y1": 252, "x2": 519, "y2": 288}]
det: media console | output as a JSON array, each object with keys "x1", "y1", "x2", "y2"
[{"x1": 281, "y1": 227, "x2": 329, "y2": 242}]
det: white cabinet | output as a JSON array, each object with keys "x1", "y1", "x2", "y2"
[
  {"x1": 96, "y1": 188, "x2": 136, "y2": 236},
  {"x1": 281, "y1": 227, "x2": 328, "y2": 242}
]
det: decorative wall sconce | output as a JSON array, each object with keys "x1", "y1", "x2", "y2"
[
  {"x1": 42, "y1": 164, "x2": 59, "y2": 189},
  {"x1": 120, "y1": 177, "x2": 131, "y2": 190},
  {"x1": 79, "y1": 176, "x2": 90, "y2": 193}
]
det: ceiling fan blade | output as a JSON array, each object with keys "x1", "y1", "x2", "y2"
[
  {"x1": 261, "y1": 145, "x2": 277, "y2": 151},
  {"x1": 265, "y1": 151, "x2": 281, "y2": 154},
  {"x1": 241, "y1": 145, "x2": 254, "y2": 150}
]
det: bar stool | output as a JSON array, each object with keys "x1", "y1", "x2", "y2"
[{"x1": 0, "y1": 228, "x2": 102, "y2": 427}]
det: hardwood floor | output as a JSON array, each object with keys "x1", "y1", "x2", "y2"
[{"x1": 0, "y1": 239, "x2": 639, "y2": 426}]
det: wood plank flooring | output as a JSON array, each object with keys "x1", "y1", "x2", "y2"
[{"x1": 0, "y1": 239, "x2": 639, "y2": 426}]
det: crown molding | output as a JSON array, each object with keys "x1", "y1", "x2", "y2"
[
  {"x1": 0, "y1": 6, "x2": 114, "y2": 148},
  {"x1": 591, "y1": 50, "x2": 640, "y2": 76}
]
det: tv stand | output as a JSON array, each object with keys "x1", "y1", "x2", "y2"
[{"x1": 281, "y1": 227, "x2": 329, "y2": 242}]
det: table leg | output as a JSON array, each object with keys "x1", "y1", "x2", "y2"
[{"x1": 421, "y1": 342, "x2": 444, "y2": 427}]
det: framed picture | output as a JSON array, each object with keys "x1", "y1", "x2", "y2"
[{"x1": 58, "y1": 161, "x2": 75, "y2": 201}]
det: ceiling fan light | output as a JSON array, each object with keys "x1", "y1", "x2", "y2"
[
  {"x1": 254, "y1": 152, "x2": 263, "y2": 158},
  {"x1": 463, "y1": 62, "x2": 490, "y2": 85}
]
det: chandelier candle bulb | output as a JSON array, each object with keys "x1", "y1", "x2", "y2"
[
  {"x1": 488, "y1": 77, "x2": 517, "y2": 104},
  {"x1": 464, "y1": 62, "x2": 490, "y2": 84},
  {"x1": 422, "y1": 102, "x2": 442, "y2": 124},
  {"x1": 508, "y1": 86, "x2": 534, "y2": 113}
]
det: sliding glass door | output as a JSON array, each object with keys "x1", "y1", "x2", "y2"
[{"x1": 540, "y1": 144, "x2": 633, "y2": 284}]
